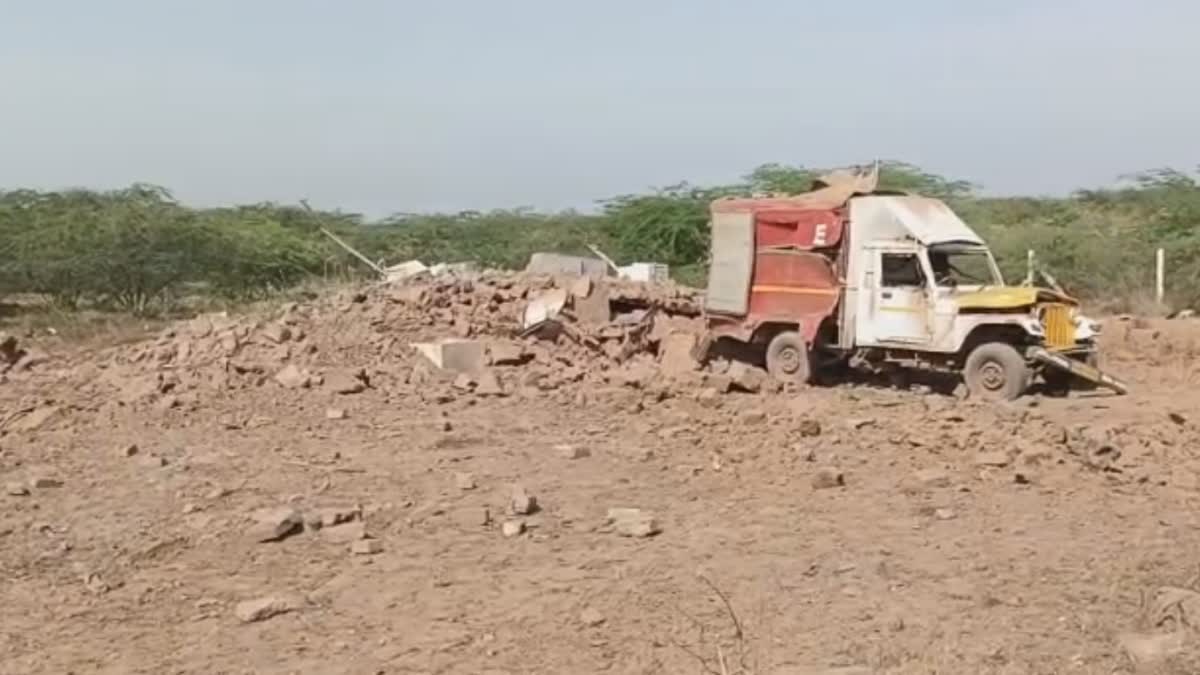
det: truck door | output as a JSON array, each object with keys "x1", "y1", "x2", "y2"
[{"x1": 870, "y1": 251, "x2": 931, "y2": 344}]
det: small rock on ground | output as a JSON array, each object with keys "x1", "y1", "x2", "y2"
[
  {"x1": 510, "y1": 485, "x2": 537, "y2": 515},
  {"x1": 557, "y1": 444, "x2": 590, "y2": 460},
  {"x1": 248, "y1": 507, "x2": 304, "y2": 543},
  {"x1": 811, "y1": 467, "x2": 844, "y2": 490},
  {"x1": 6, "y1": 482, "x2": 30, "y2": 496},
  {"x1": 455, "y1": 472, "x2": 477, "y2": 490},
  {"x1": 501, "y1": 520, "x2": 525, "y2": 538},
  {"x1": 351, "y1": 539, "x2": 383, "y2": 555},
  {"x1": 580, "y1": 607, "x2": 606, "y2": 627},
  {"x1": 607, "y1": 508, "x2": 661, "y2": 538},
  {"x1": 234, "y1": 594, "x2": 304, "y2": 623}
]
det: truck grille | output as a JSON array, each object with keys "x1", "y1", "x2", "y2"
[{"x1": 1041, "y1": 304, "x2": 1075, "y2": 350}]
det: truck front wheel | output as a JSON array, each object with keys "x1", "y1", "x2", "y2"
[
  {"x1": 964, "y1": 342, "x2": 1029, "y2": 401},
  {"x1": 765, "y1": 331, "x2": 812, "y2": 385}
]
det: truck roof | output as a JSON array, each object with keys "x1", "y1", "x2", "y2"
[{"x1": 851, "y1": 194, "x2": 984, "y2": 246}]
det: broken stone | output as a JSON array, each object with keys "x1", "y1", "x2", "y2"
[
  {"x1": 659, "y1": 332, "x2": 700, "y2": 375},
  {"x1": 740, "y1": 409, "x2": 767, "y2": 425},
  {"x1": 974, "y1": 451, "x2": 1010, "y2": 468},
  {"x1": 811, "y1": 468, "x2": 844, "y2": 490},
  {"x1": 455, "y1": 473, "x2": 477, "y2": 491},
  {"x1": 580, "y1": 607, "x2": 606, "y2": 627},
  {"x1": 487, "y1": 341, "x2": 527, "y2": 366},
  {"x1": 320, "y1": 521, "x2": 367, "y2": 544},
  {"x1": 248, "y1": 507, "x2": 303, "y2": 543},
  {"x1": 121, "y1": 443, "x2": 140, "y2": 458},
  {"x1": 260, "y1": 324, "x2": 292, "y2": 344},
  {"x1": 696, "y1": 388, "x2": 722, "y2": 408},
  {"x1": 11, "y1": 405, "x2": 62, "y2": 432},
  {"x1": 607, "y1": 508, "x2": 661, "y2": 537},
  {"x1": 234, "y1": 594, "x2": 304, "y2": 623},
  {"x1": 704, "y1": 373, "x2": 733, "y2": 393},
  {"x1": 326, "y1": 369, "x2": 367, "y2": 395},
  {"x1": 727, "y1": 362, "x2": 766, "y2": 393},
  {"x1": 30, "y1": 476, "x2": 63, "y2": 489},
  {"x1": 273, "y1": 365, "x2": 311, "y2": 389},
  {"x1": 452, "y1": 373, "x2": 475, "y2": 391},
  {"x1": 6, "y1": 482, "x2": 30, "y2": 497},
  {"x1": 573, "y1": 285, "x2": 612, "y2": 324},
  {"x1": 797, "y1": 419, "x2": 822, "y2": 438},
  {"x1": 413, "y1": 339, "x2": 484, "y2": 375},
  {"x1": 306, "y1": 506, "x2": 360, "y2": 530},
  {"x1": 325, "y1": 408, "x2": 348, "y2": 420},
  {"x1": 510, "y1": 485, "x2": 537, "y2": 515},
  {"x1": 474, "y1": 370, "x2": 504, "y2": 397},
  {"x1": 911, "y1": 469, "x2": 952, "y2": 489},
  {"x1": 351, "y1": 539, "x2": 383, "y2": 555},
  {"x1": 501, "y1": 520, "x2": 525, "y2": 538},
  {"x1": 557, "y1": 444, "x2": 590, "y2": 460},
  {"x1": 1169, "y1": 412, "x2": 1187, "y2": 426},
  {"x1": 934, "y1": 508, "x2": 957, "y2": 521},
  {"x1": 1117, "y1": 631, "x2": 1186, "y2": 666}
]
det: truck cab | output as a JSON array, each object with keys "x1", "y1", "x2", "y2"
[{"x1": 702, "y1": 170, "x2": 1122, "y2": 400}]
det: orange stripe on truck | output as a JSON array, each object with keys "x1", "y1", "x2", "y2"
[{"x1": 751, "y1": 285, "x2": 839, "y2": 296}]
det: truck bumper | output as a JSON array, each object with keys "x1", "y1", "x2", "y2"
[{"x1": 1028, "y1": 346, "x2": 1128, "y2": 395}]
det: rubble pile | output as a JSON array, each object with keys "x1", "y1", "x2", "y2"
[{"x1": 0, "y1": 268, "x2": 719, "y2": 414}]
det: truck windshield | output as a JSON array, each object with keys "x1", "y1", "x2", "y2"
[{"x1": 928, "y1": 248, "x2": 999, "y2": 287}]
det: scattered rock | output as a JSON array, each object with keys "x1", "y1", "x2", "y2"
[
  {"x1": 326, "y1": 369, "x2": 367, "y2": 395},
  {"x1": 740, "y1": 409, "x2": 768, "y2": 425},
  {"x1": 510, "y1": 485, "x2": 537, "y2": 515},
  {"x1": 325, "y1": 408, "x2": 348, "y2": 420},
  {"x1": 274, "y1": 365, "x2": 312, "y2": 389},
  {"x1": 30, "y1": 476, "x2": 63, "y2": 489},
  {"x1": 607, "y1": 508, "x2": 661, "y2": 537},
  {"x1": 557, "y1": 444, "x2": 590, "y2": 460},
  {"x1": 811, "y1": 467, "x2": 845, "y2": 490},
  {"x1": 1117, "y1": 631, "x2": 1186, "y2": 666},
  {"x1": 727, "y1": 362, "x2": 766, "y2": 393},
  {"x1": 351, "y1": 539, "x2": 383, "y2": 555},
  {"x1": 934, "y1": 508, "x2": 957, "y2": 521},
  {"x1": 260, "y1": 324, "x2": 292, "y2": 344},
  {"x1": 248, "y1": 507, "x2": 304, "y2": 543},
  {"x1": 580, "y1": 607, "x2": 606, "y2": 627},
  {"x1": 455, "y1": 473, "x2": 477, "y2": 491},
  {"x1": 121, "y1": 443, "x2": 140, "y2": 458},
  {"x1": 6, "y1": 482, "x2": 30, "y2": 497},
  {"x1": 501, "y1": 520, "x2": 525, "y2": 538},
  {"x1": 797, "y1": 419, "x2": 822, "y2": 437},
  {"x1": 453, "y1": 373, "x2": 475, "y2": 391},
  {"x1": 321, "y1": 521, "x2": 367, "y2": 544},
  {"x1": 696, "y1": 387, "x2": 722, "y2": 408},
  {"x1": 913, "y1": 468, "x2": 951, "y2": 489},
  {"x1": 488, "y1": 341, "x2": 527, "y2": 366},
  {"x1": 1169, "y1": 412, "x2": 1188, "y2": 426},
  {"x1": 306, "y1": 506, "x2": 361, "y2": 530},
  {"x1": 973, "y1": 451, "x2": 1010, "y2": 468},
  {"x1": 234, "y1": 594, "x2": 304, "y2": 623},
  {"x1": 474, "y1": 370, "x2": 505, "y2": 397},
  {"x1": 659, "y1": 332, "x2": 700, "y2": 375},
  {"x1": 847, "y1": 418, "x2": 875, "y2": 430}
]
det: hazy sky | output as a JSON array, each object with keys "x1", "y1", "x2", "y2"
[{"x1": 2, "y1": 0, "x2": 1198, "y2": 215}]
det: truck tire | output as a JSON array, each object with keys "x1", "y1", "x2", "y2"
[
  {"x1": 964, "y1": 342, "x2": 1029, "y2": 401},
  {"x1": 766, "y1": 331, "x2": 812, "y2": 384}
]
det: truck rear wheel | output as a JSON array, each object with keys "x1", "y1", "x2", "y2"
[
  {"x1": 964, "y1": 342, "x2": 1029, "y2": 401},
  {"x1": 765, "y1": 331, "x2": 812, "y2": 385}
]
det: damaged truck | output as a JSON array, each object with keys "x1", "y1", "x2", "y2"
[{"x1": 700, "y1": 165, "x2": 1127, "y2": 400}]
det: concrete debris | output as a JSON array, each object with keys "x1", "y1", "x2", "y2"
[
  {"x1": 6, "y1": 482, "x2": 30, "y2": 497},
  {"x1": 259, "y1": 323, "x2": 292, "y2": 344},
  {"x1": 30, "y1": 476, "x2": 64, "y2": 489},
  {"x1": 413, "y1": 339, "x2": 485, "y2": 375},
  {"x1": 525, "y1": 252, "x2": 609, "y2": 279},
  {"x1": 607, "y1": 508, "x2": 661, "y2": 537},
  {"x1": 235, "y1": 594, "x2": 304, "y2": 623},
  {"x1": 797, "y1": 419, "x2": 822, "y2": 437},
  {"x1": 455, "y1": 473, "x2": 477, "y2": 491},
  {"x1": 384, "y1": 260, "x2": 430, "y2": 283},
  {"x1": 474, "y1": 370, "x2": 505, "y2": 397},
  {"x1": 741, "y1": 409, "x2": 768, "y2": 425},
  {"x1": 487, "y1": 341, "x2": 528, "y2": 366},
  {"x1": 501, "y1": 520, "x2": 525, "y2": 538},
  {"x1": 248, "y1": 507, "x2": 304, "y2": 543},
  {"x1": 510, "y1": 485, "x2": 537, "y2": 515},
  {"x1": 659, "y1": 332, "x2": 700, "y2": 375},
  {"x1": 1117, "y1": 631, "x2": 1186, "y2": 665},
  {"x1": 306, "y1": 506, "x2": 361, "y2": 530},
  {"x1": 325, "y1": 408, "x2": 348, "y2": 420}
]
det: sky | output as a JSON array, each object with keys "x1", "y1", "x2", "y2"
[{"x1": 1, "y1": 0, "x2": 1198, "y2": 216}]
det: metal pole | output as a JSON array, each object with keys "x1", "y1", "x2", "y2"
[
  {"x1": 1156, "y1": 248, "x2": 1165, "y2": 305},
  {"x1": 1026, "y1": 250, "x2": 1034, "y2": 285}
]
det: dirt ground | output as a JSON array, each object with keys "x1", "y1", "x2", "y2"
[{"x1": 4, "y1": 282, "x2": 1200, "y2": 675}]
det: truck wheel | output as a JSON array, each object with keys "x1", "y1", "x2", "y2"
[
  {"x1": 964, "y1": 342, "x2": 1029, "y2": 401},
  {"x1": 766, "y1": 331, "x2": 812, "y2": 384}
]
